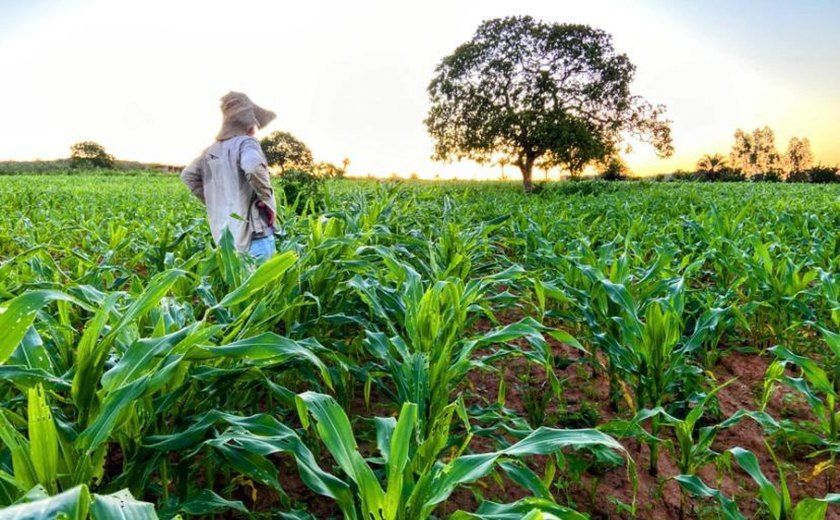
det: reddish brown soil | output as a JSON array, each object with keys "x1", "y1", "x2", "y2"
[
  {"x1": 197, "y1": 311, "x2": 839, "y2": 519},
  {"x1": 446, "y1": 342, "x2": 839, "y2": 519}
]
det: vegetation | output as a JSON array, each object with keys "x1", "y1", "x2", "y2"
[
  {"x1": 69, "y1": 141, "x2": 115, "y2": 170},
  {"x1": 261, "y1": 131, "x2": 314, "y2": 173},
  {"x1": 424, "y1": 16, "x2": 674, "y2": 191},
  {"x1": 0, "y1": 175, "x2": 838, "y2": 519}
]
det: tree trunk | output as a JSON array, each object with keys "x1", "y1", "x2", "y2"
[{"x1": 519, "y1": 158, "x2": 535, "y2": 192}]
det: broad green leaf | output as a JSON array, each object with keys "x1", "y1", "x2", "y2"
[
  {"x1": 8, "y1": 328, "x2": 51, "y2": 373},
  {"x1": 674, "y1": 474, "x2": 744, "y2": 520},
  {"x1": 0, "y1": 291, "x2": 80, "y2": 365},
  {"x1": 27, "y1": 385, "x2": 58, "y2": 492},
  {"x1": 161, "y1": 489, "x2": 249, "y2": 518},
  {"x1": 90, "y1": 489, "x2": 158, "y2": 520},
  {"x1": 0, "y1": 484, "x2": 90, "y2": 520},
  {"x1": 449, "y1": 497, "x2": 586, "y2": 519},
  {"x1": 729, "y1": 447, "x2": 781, "y2": 519},
  {"x1": 0, "y1": 412, "x2": 37, "y2": 492},
  {"x1": 196, "y1": 332, "x2": 332, "y2": 389},
  {"x1": 218, "y1": 251, "x2": 297, "y2": 307}
]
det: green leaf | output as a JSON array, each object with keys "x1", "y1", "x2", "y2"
[
  {"x1": 0, "y1": 484, "x2": 90, "y2": 520},
  {"x1": 0, "y1": 412, "x2": 37, "y2": 493},
  {"x1": 218, "y1": 251, "x2": 297, "y2": 307},
  {"x1": 101, "y1": 325, "x2": 196, "y2": 391},
  {"x1": 196, "y1": 333, "x2": 332, "y2": 390},
  {"x1": 729, "y1": 447, "x2": 782, "y2": 519},
  {"x1": 8, "y1": 328, "x2": 51, "y2": 373},
  {"x1": 27, "y1": 385, "x2": 58, "y2": 493},
  {"x1": 161, "y1": 489, "x2": 249, "y2": 518},
  {"x1": 384, "y1": 402, "x2": 418, "y2": 519},
  {"x1": 674, "y1": 474, "x2": 744, "y2": 520},
  {"x1": 296, "y1": 391, "x2": 385, "y2": 516},
  {"x1": 90, "y1": 489, "x2": 158, "y2": 520},
  {"x1": 448, "y1": 497, "x2": 587, "y2": 519},
  {"x1": 0, "y1": 291, "x2": 80, "y2": 365}
]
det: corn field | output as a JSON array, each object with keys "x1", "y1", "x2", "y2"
[{"x1": 0, "y1": 175, "x2": 838, "y2": 519}]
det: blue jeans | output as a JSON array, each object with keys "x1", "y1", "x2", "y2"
[{"x1": 249, "y1": 235, "x2": 276, "y2": 263}]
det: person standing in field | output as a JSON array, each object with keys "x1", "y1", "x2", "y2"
[{"x1": 181, "y1": 92, "x2": 278, "y2": 262}]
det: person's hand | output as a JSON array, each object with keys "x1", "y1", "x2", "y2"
[{"x1": 256, "y1": 200, "x2": 275, "y2": 227}]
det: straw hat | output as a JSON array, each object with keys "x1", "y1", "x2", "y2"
[{"x1": 216, "y1": 91, "x2": 276, "y2": 141}]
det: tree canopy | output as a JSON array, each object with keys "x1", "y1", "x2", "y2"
[
  {"x1": 260, "y1": 131, "x2": 313, "y2": 173},
  {"x1": 425, "y1": 16, "x2": 673, "y2": 190},
  {"x1": 70, "y1": 141, "x2": 115, "y2": 169}
]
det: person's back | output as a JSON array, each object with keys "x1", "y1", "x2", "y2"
[{"x1": 181, "y1": 92, "x2": 278, "y2": 261}]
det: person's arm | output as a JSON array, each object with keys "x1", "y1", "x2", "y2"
[
  {"x1": 240, "y1": 137, "x2": 276, "y2": 225},
  {"x1": 239, "y1": 137, "x2": 274, "y2": 203},
  {"x1": 180, "y1": 155, "x2": 205, "y2": 204}
]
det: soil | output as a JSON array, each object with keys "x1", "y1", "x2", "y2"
[{"x1": 172, "y1": 311, "x2": 839, "y2": 519}]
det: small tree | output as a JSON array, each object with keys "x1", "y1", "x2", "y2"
[
  {"x1": 70, "y1": 141, "x2": 115, "y2": 169},
  {"x1": 599, "y1": 157, "x2": 627, "y2": 181},
  {"x1": 260, "y1": 131, "x2": 313, "y2": 173},
  {"x1": 312, "y1": 161, "x2": 343, "y2": 179},
  {"x1": 696, "y1": 153, "x2": 727, "y2": 180},
  {"x1": 425, "y1": 16, "x2": 673, "y2": 191}
]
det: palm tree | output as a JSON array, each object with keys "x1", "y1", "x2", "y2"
[
  {"x1": 496, "y1": 157, "x2": 510, "y2": 181},
  {"x1": 696, "y1": 153, "x2": 728, "y2": 180}
]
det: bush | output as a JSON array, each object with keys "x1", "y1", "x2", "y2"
[
  {"x1": 807, "y1": 165, "x2": 839, "y2": 184},
  {"x1": 750, "y1": 170, "x2": 783, "y2": 182},
  {"x1": 277, "y1": 169, "x2": 324, "y2": 213},
  {"x1": 716, "y1": 168, "x2": 746, "y2": 182},
  {"x1": 786, "y1": 170, "x2": 810, "y2": 183}
]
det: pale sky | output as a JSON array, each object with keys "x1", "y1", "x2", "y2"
[{"x1": 1, "y1": 0, "x2": 838, "y2": 178}]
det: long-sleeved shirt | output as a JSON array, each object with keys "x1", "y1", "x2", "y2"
[{"x1": 180, "y1": 135, "x2": 278, "y2": 253}]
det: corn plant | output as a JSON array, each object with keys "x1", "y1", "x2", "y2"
[
  {"x1": 0, "y1": 484, "x2": 164, "y2": 520},
  {"x1": 294, "y1": 392, "x2": 628, "y2": 520},
  {"x1": 676, "y1": 445, "x2": 840, "y2": 520}
]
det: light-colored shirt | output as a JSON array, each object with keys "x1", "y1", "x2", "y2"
[{"x1": 181, "y1": 136, "x2": 278, "y2": 253}]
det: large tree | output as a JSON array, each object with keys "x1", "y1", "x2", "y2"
[
  {"x1": 784, "y1": 137, "x2": 814, "y2": 175},
  {"x1": 260, "y1": 131, "x2": 313, "y2": 173},
  {"x1": 425, "y1": 16, "x2": 673, "y2": 191}
]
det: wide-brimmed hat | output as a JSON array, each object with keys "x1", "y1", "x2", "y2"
[{"x1": 216, "y1": 91, "x2": 276, "y2": 141}]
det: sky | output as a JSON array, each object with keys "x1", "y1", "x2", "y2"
[{"x1": 0, "y1": 0, "x2": 838, "y2": 179}]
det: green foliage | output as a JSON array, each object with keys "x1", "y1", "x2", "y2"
[
  {"x1": 807, "y1": 165, "x2": 840, "y2": 183},
  {"x1": 69, "y1": 141, "x2": 115, "y2": 169},
  {"x1": 276, "y1": 169, "x2": 325, "y2": 213},
  {"x1": 425, "y1": 16, "x2": 673, "y2": 190},
  {"x1": 598, "y1": 158, "x2": 627, "y2": 181},
  {"x1": 261, "y1": 131, "x2": 314, "y2": 173},
  {"x1": 0, "y1": 175, "x2": 838, "y2": 518}
]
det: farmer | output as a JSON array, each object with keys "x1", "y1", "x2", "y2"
[{"x1": 181, "y1": 92, "x2": 278, "y2": 262}]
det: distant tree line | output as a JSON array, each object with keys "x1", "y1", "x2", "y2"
[{"x1": 659, "y1": 127, "x2": 838, "y2": 183}]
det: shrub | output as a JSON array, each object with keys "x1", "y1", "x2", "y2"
[
  {"x1": 751, "y1": 170, "x2": 783, "y2": 182},
  {"x1": 716, "y1": 167, "x2": 746, "y2": 182},
  {"x1": 277, "y1": 169, "x2": 324, "y2": 212},
  {"x1": 807, "y1": 165, "x2": 839, "y2": 183},
  {"x1": 599, "y1": 158, "x2": 627, "y2": 181},
  {"x1": 786, "y1": 170, "x2": 809, "y2": 183}
]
